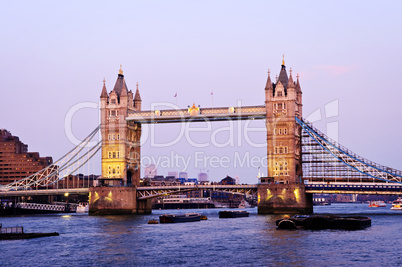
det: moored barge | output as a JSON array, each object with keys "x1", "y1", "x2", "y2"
[
  {"x1": 219, "y1": 210, "x2": 249, "y2": 218},
  {"x1": 159, "y1": 213, "x2": 201, "y2": 223},
  {"x1": 276, "y1": 215, "x2": 371, "y2": 230}
]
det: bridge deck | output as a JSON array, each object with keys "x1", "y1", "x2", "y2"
[
  {"x1": 126, "y1": 105, "x2": 266, "y2": 123},
  {"x1": 1, "y1": 182, "x2": 401, "y2": 197}
]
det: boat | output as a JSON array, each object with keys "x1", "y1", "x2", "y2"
[
  {"x1": 159, "y1": 213, "x2": 201, "y2": 223},
  {"x1": 219, "y1": 210, "x2": 249, "y2": 218},
  {"x1": 0, "y1": 224, "x2": 59, "y2": 240},
  {"x1": 76, "y1": 203, "x2": 89, "y2": 213},
  {"x1": 391, "y1": 197, "x2": 402, "y2": 210},
  {"x1": 276, "y1": 215, "x2": 371, "y2": 230},
  {"x1": 238, "y1": 200, "x2": 251, "y2": 208},
  {"x1": 147, "y1": 219, "x2": 159, "y2": 224},
  {"x1": 368, "y1": 201, "x2": 386, "y2": 207}
]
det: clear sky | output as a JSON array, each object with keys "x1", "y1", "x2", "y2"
[{"x1": 1, "y1": 0, "x2": 401, "y2": 183}]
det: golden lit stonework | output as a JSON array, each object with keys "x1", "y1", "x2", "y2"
[{"x1": 188, "y1": 103, "x2": 200, "y2": 115}]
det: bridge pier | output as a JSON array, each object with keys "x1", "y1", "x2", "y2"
[
  {"x1": 88, "y1": 187, "x2": 151, "y2": 215},
  {"x1": 257, "y1": 183, "x2": 313, "y2": 214}
]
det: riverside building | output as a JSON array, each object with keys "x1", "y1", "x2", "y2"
[{"x1": 0, "y1": 129, "x2": 52, "y2": 185}]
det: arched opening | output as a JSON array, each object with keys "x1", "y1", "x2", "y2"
[
  {"x1": 127, "y1": 170, "x2": 133, "y2": 186},
  {"x1": 296, "y1": 163, "x2": 302, "y2": 183}
]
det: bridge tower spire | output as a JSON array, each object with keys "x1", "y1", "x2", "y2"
[{"x1": 259, "y1": 58, "x2": 312, "y2": 214}]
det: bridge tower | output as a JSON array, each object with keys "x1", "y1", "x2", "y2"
[
  {"x1": 90, "y1": 66, "x2": 150, "y2": 215},
  {"x1": 258, "y1": 57, "x2": 313, "y2": 214},
  {"x1": 99, "y1": 66, "x2": 142, "y2": 187}
]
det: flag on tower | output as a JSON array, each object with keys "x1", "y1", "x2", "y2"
[
  {"x1": 174, "y1": 92, "x2": 177, "y2": 97},
  {"x1": 211, "y1": 92, "x2": 213, "y2": 95}
]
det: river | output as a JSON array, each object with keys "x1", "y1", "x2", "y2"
[{"x1": 1, "y1": 203, "x2": 401, "y2": 266}]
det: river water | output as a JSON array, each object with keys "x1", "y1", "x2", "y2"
[{"x1": 1, "y1": 203, "x2": 401, "y2": 266}]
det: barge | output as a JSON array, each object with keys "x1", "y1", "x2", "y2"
[
  {"x1": 159, "y1": 213, "x2": 201, "y2": 223},
  {"x1": 219, "y1": 210, "x2": 249, "y2": 218},
  {"x1": 276, "y1": 215, "x2": 371, "y2": 230},
  {"x1": 0, "y1": 225, "x2": 59, "y2": 240}
]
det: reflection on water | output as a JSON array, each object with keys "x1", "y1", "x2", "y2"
[{"x1": 1, "y1": 204, "x2": 402, "y2": 266}]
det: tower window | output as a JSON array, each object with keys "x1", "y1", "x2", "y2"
[
  {"x1": 111, "y1": 99, "x2": 116, "y2": 104},
  {"x1": 277, "y1": 91, "x2": 282, "y2": 97}
]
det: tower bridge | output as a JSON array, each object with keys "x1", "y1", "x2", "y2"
[{"x1": 2, "y1": 59, "x2": 402, "y2": 214}]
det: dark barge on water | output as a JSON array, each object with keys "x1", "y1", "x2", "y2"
[
  {"x1": 0, "y1": 224, "x2": 59, "y2": 240},
  {"x1": 219, "y1": 210, "x2": 249, "y2": 218},
  {"x1": 276, "y1": 215, "x2": 371, "y2": 230},
  {"x1": 159, "y1": 213, "x2": 201, "y2": 223}
]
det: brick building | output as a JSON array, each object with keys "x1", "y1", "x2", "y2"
[{"x1": 0, "y1": 129, "x2": 52, "y2": 185}]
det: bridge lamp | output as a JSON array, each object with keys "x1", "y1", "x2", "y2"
[{"x1": 64, "y1": 193, "x2": 69, "y2": 197}]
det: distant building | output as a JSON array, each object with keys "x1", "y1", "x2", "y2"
[
  {"x1": 168, "y1": 171, "x2": 178, "y2": 179},
  {"x1": 179, "y1": 172, "x2": 188, "y2": 179},
  {"x1": 0, "y1": 129, "x2": 53, "y2": 185},
  {"x1": 198, "y1": 172, "x2": 208, "y2": 182},
  {"x1": 188, "y1": 178, "x2": 198, "y2": 184},
  {"x1": 144, "y1": 164, "x2": 157, "y2": 178},
  {"x1": 220, "y1": 175, "x2": 235, "y2": 185}
]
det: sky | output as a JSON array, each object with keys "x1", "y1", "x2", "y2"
[{"x1": 1, "y1": 1, "x2": 401, "y2": 184}]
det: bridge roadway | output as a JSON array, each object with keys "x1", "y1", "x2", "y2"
[{"x1": 1, "y1": 182, "x2": 401, "y2": 198}]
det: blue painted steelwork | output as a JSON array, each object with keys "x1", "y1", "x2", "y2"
[{"x1": 297, "y1": 117, "x2": 402, "y2": 184}]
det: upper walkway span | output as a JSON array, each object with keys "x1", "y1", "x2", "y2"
[{"x1": 126, "y1": 105, "x2": 266, "y2": 123}]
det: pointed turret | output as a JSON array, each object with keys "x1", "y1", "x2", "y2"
[
  {"x1": 287, "y1": 68, "x2": 295, "y2": 89},
  {"x1": 265, "y1": 69, "x2": 273, "y2": 90},
  {"x1": 296, "y1": 73, "x2": 301, "y2": 91},
  {"x1": 100, "y1": 78, "x2": 108, "y2": 98},
  {"x1": 134, "y1": 82, "x2": 142, "y2": 110}
]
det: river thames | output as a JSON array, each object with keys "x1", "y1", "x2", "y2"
[{"x1": 1, "y1": 203, "x2": 401, "y2": 266}]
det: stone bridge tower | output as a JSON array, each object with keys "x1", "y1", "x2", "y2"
[
  {"x1": 90, "y1": 66, "x2": 149, "y2": 215},
  {"x1": 265, "y1": 57, "x2": 303, "y2": 183},
  {"x1": 99, "y1": 66, "x2": 142, "y2": 187},
  {"x1": 258, "y1": 58, "x2": 313, "y2": 214}
]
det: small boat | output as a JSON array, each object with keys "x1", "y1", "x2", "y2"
[
  {"x1": 200, "y1": 215, "x2": 208, "y2": 220},
  {"x1": 76, "y1": 203, "x2": 89, "y2": 213},
  {"x1": 147, "y1": 219, "x2": 159, "y2": 224},
  {"x1": 391, "y1": 197, "x2": 402, "y2": 210},
  {"x1": 368, "y1": 201, "x2": 386, "y2": 208},
  {"x1": 238, "y1": 200, "x2": 251, "y2": 209},
  {"x1": 159, "y1": 213, "x2": 201, "y2": 223},
  {"x1": 219, "y1": 210, "x2": 249, "y2": 218},
  {"x1": 276, "y1": 215, "x2": 371, "y2": 230}
]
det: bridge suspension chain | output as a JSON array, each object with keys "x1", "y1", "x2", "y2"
[
  {"x1": 1, "y1": 126, "x2": 101, "y2": 191},
  {"x1": 297, "y1": 117, "x2": 402, "y2": 184}
]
